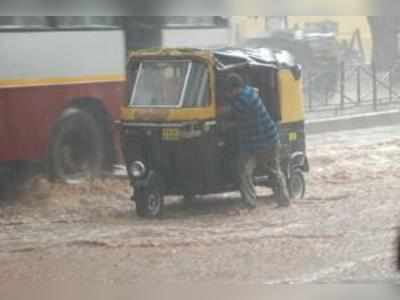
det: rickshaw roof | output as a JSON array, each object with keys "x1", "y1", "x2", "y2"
[{"x1": 128, "y1": 47, "x2": 297, "y2": 71}]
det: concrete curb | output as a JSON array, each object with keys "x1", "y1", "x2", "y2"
[{"x1": 305, "y1": 110, "x2": 400, "y2": 135}]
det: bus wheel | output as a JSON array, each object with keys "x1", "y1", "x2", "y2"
[
  {"x1": 135, "y1": 187, "x2": 164, "y2": 218},
  {"x1": 0, "y1": 167, "x2": 17, "y2": 201},
  {"x1": 49, "y1": 107, "x2": 105, "y2": 182},
  {"x1": 0, "y1": 172, "x2": 8, "y2": 200},
  {"x1": 288, "y1": 170, "x2": 306, "y2": 200},
  {"x1": 182, "y1": 193, "x2": 195, "y2": 208}
]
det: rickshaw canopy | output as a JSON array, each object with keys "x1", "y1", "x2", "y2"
[{"x1": 128, "y1": 47, "x2": 299, "y2": 72}]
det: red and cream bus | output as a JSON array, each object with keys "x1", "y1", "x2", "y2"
[{"x1": 0, "y1": 17, "x2": 126, "y2": 190}]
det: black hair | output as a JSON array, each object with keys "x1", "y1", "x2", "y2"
[{"x1": 225, "y1": 72, "x2": 245, "y2": 91}]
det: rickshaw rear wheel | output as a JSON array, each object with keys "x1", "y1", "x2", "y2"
[
  {"x1": 135, "y1": 187, "x2": 164, "y2": 218},
  {"x1": 288, "y1": 169, "x2": 306, "y2": 200}
]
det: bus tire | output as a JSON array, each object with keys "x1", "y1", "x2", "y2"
[
  {"x1": 182, "y1": 193, "x2": 195, "y2": 208},
  {"x1": 49, "y1": 107, "x2": 105, "y2": 182},
  {"x1": 0, "y1": 166, "x2": 17, "y2": 201}
]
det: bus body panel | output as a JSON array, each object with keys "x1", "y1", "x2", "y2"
[
  {"x1": 0, "y1": 30, "x2": 125, "y2": 81},
  {"x1": 0, "y1": 30, "x2": 126, "y2": 162},
  {"x1": 0, "y1": 82, "x2": 125, "y2": 162}
]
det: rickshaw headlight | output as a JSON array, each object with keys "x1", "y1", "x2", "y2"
[{"x1": 129, "y1": 161, "x2": 146, "y2": 178}]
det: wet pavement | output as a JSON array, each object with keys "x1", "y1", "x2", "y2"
[{"x1": 1, "y1": 125, "x2": 400, "y2": 291}]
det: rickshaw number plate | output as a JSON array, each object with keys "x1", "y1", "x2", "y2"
[
  {"x1": 162, "y1": 128, "x2": 180, "y2": 141},
  {"x1": 288, "y1": 132, "x2": 297, "y2": 141}
]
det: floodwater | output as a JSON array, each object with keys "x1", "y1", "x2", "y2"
[{"x1": 1, "y1": 125, "x2": 400, "y2": 295}]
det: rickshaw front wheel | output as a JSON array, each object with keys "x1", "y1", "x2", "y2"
[
  {"x1": 135, "y1": 188, "x2": 164, "y2": 218},
  {"x1": 288, "y1": 170, "x2": 306, "y2": 200}
]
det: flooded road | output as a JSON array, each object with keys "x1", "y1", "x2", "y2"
[{"x1": 1, "y1": 125, "x2": 400, "y2": 292}]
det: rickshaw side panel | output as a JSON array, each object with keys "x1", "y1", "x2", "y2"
[
  {"x1": 277, "y1": 69, "x2": 308, "y2": 173},
  {"x1": 278, "y1": 69, "x2": 305, "y2": 124},
  {"x1": 169, "y1": 129, "x2": 220, "y2": 195}
]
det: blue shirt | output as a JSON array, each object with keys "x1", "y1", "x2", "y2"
[{"x1": 231, "y1": 85, "x2": 279, "y2": 154}]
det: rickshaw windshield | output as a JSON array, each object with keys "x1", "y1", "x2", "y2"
[
  {"x1": 130, "y1": 60, "x2": 190, "y2": 107},
  {"x1": 130, "y1": 59, "x2": 209, "y2": 108}
]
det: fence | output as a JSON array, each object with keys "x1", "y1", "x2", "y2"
[{"x1": 304, "y1": 61, "x2": 400, "y2": 119}]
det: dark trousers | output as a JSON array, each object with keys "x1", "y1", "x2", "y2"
[{"x1": 238, "y1": 143, "x2": 290, "y2": 207}]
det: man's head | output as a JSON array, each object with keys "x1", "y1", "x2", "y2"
[{"x1": 225, "y1": 72, "x2": 245, "y2": 98}]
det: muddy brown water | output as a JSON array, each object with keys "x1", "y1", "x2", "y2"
[{"x1": 1, "y1": 125, "x2": 400, "y2": 288}]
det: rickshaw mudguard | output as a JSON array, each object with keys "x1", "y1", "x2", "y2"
[
  {"x1": 133, "y1": 170, "x2": 165, "y2": 193},
  {"x1": 288, "y1": 152, "x2": 309, "y2": 176}
]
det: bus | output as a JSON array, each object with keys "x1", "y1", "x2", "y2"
[{"x1": 0, "y1": 16, "x2": 126, "y2": 192}]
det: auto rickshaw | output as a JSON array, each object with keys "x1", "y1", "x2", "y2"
[{"x1": 121, "y1": 47, "x2": 309, "y2": 218}]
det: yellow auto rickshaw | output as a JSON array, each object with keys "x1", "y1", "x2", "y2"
[{"x1": 121, "y1": 47, "x2": 309, "y2": 218}]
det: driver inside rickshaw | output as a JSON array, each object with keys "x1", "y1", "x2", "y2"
[{"x1": 221, "y1": 72, "x2": 291, "y2": 209}]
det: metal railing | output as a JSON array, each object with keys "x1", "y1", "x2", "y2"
[{"x1": 304, "y1": 61, "x2": 400, "y2": 118}]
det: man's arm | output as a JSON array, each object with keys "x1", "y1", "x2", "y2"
[{"x1": 231, "y1": 96, "x2": 249, "y2": 114}]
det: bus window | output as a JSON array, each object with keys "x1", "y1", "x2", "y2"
[
  {"x1": 53, "y1": 17, "x2": 118, "y2": 28},
  {"x1": 0, "y1": 17, "x2": 17, "y2": 27},
  {"x1": 163, "y1": 17, "x2": 229, "y2": 28}
]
